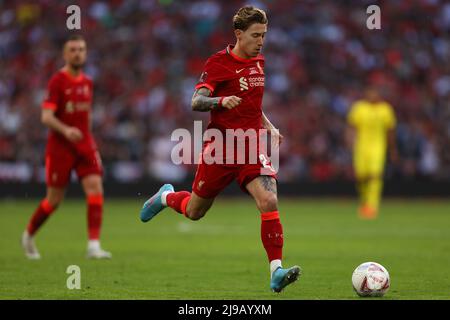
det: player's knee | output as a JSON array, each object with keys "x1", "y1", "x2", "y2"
[
  {"x1": 46, "y1": 196, "x2": 63, "y2": 208},
  {"x1": 257, "y1": 193, "x2": 278, "y2": 212},
  {"x1": 84, "y1": 183, "x2": 103, "y2": 195},
  {"x1": 82, "y1": 175, "x2": 103, "y2": 194}
]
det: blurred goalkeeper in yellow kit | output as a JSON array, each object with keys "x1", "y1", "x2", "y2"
[{"x1": 346, "y1": 87, "x2": 398, "y2": 219}]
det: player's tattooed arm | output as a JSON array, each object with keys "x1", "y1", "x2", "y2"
[
  {"x1": 192, "y1": 88, "x2": 242, "y2": 111},
  {"x1": 191, "y1": 87, "x2": 221, "y2": 112}
]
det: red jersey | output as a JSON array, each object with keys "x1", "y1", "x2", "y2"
[
  {"x1": 42, "y1": 69, "x2": 97, "y2": 155},
  {"x1": 195, "y1": 45, "x2": 265, "y2": 131}
]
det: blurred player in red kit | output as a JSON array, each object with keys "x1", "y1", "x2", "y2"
[
  {"x1": 22, "y1": 35, "x2": 111, "y2": 259},
  {"x1": 140, "y1": 7, "x2": 300, "y2": 292}
]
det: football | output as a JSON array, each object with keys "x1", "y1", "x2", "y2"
[{"x1": 352, "y1": 262, "x2": 390, "y2": 297}]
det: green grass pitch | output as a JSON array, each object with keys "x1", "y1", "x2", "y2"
[{"x1": 0, "y1": 197, "x2": 449, "y2": 299}]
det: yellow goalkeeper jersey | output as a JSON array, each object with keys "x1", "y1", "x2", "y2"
[{"x1": 347, "y1": 99, "x2": 396, "y2": 157}]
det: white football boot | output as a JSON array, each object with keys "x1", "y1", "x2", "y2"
[
  {"x1": 86, "y1": 240, "x2": 112, "y2": 259},
  {"x1": 21, "y1": 231, "x2": 41, "y2": 260}
]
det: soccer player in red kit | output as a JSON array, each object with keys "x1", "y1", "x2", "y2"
[
  {"x1": 140, "y1": 7, "x2": 300, "y2": 292},
  {"x1": 21, "y1": 35, "x2": 111, "y2": 259}
]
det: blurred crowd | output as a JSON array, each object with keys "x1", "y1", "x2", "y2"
[{"x1": 0, "y1": 0, "x2": 449, "y2": 183}]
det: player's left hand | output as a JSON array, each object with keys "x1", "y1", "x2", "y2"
[
  {"x1": 221, "y1": 96, "x2": 242, "y2": 109},
  {"x1": 64, "y1": 127, "x2": 84, "y2": 143}
]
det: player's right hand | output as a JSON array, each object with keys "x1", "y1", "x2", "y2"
[
  {"x1": 221, "y1": 96, "x2": 242, "y2": 109},
  {"x1": 64, "y1": 127, "x2": 83, "y2": 142}
]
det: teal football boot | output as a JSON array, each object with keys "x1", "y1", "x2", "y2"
[
  {"x1": 270, "y1": 265, "x2": 302, "y2": 293},
  {"x1": 140, "y1": 184, "x2": 174, "y2": 222}
]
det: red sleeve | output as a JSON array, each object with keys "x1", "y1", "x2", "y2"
[
  {"x1": 42, "y1": 75, "x2": 60, "y2": 111},
  {"x1": 195, "y1": 57, "x2": 228, "y2": 95}
]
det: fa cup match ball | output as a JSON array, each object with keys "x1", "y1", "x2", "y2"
[{"x1": 352, "y1": 262, "x2": 390, "y2": 297}]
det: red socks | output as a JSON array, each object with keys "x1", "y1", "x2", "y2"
[
  {"x1": 27, "y1": 195, "x2": 104, "y2": 240},
  {"x1": 261, "y1": 211, "x2": 283, "y2": 262},
  {"x1": 87, "y1": 194, "x2": 103, "y2": 240},
  {"x1": 166, "y1": 191, "x2": 191, "y2": 216},
  {"x1": 165, "y1": 193, "x2": 284, "y2": 263},
  {"x1": 27, "y1": 199, "x2": 56, "y2": 236}
]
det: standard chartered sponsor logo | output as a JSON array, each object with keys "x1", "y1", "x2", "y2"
[
  {"x1": 249, "y1": 77, "x2": 265, "y2": 87},
  {"x1": 240, "y1": 77, "x2": 264, "y2": 90},
  {"x1": 65, "y1": 101, "x2": 90, "y2": 113},
  {"x1": 239, "y1": 77, "x2": 249, "y2": 91}
]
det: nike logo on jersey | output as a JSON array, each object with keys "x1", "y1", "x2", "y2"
[{"x1": 236, "y1": 68, "x2": 245, "y2": 74}]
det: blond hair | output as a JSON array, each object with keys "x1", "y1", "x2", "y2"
[{"x1": 233, "y1": 6, "x2": 268, "y2": 31}]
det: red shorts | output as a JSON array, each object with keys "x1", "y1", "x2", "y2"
[
  {"x1": 45, "y1": 149, "x2": 103, "y2": 188},
  {"x1": 192, "y1": 153, "x2": 277, "y2": 199}
]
